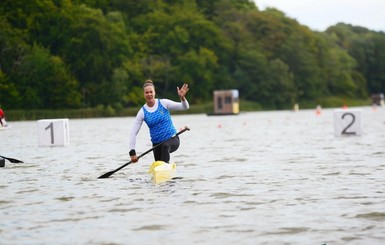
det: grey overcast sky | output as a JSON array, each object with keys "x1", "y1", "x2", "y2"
[{"x1": 253, "y1": 0, "x2": 385, "y2": 32}]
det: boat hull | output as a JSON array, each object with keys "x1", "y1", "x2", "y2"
[
  {"x1": 0, "y1": 125, "x2": 11, "y2": 130},
  {"x1": 148, "y1": 161, "x2": 177, "y2": 184}
]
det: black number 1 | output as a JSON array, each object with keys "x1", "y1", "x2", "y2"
[
  {"x1": 341, "y1": 112, "x2": 356, "y2": 135},
  {"x1": 45, "y1": 122, "x2": 54, "y2": 144}
]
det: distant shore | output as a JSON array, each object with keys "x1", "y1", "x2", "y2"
[{"x1": 4, "y1": 97, "x2": 371, "y2": 121}]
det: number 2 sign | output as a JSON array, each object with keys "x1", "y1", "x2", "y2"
[
  {"x1": 37, "y1": 119, "x2": 70, "y2": 146},
  {"x1": 334, "y1": 109, "x2": 362, "y2": 136}
]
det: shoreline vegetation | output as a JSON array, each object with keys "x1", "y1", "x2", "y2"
[
  {"x1": 2, "y1": 1, "x2": 384, "y2": 114},
  {"x1": 6, "y1": 97, "x2": 371, "y2": 121}
]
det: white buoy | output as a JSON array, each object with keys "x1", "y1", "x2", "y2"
[{"x1": 293, "y1": 103, "x2": 299, "y2": 112}]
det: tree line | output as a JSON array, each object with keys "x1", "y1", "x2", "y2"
[{"x1": 1, "y1": 0, "x2": 384, "y2": 111}]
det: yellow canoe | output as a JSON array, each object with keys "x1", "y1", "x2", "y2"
[{"x1": 148, "y1": 161, "x2": 177, "y2": 184}]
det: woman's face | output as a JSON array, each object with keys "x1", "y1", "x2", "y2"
[{"x1": 144, "y1": 85, "x2": 156, "y2": 103}]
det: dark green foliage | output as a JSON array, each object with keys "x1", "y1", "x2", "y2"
[
  {"x1": 0, "y1": 0, "x2": 384, "y2": 110},
  {"x1": 326, "y1": 23, "x2": 385, "y2": 95}
]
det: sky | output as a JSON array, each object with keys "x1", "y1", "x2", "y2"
[{"x1": 253, "y1": 0, "x2": 385, "y2": 32}]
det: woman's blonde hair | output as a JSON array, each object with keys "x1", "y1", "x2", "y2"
[{"x1": 143, "y1": 79, "x2": 155, "y2": 89}]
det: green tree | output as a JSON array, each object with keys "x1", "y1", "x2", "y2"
[
  {"x1": 265, "y1": 59, "x2": 296, "y2": 108},
  {"x1": 55, "y1": 5, "x2": 132, "y2": 106},
  {"x1": 1, "y1": 0, "x2": 384, "y2": 111},
  {"x1": 350, "y1": 33, "x2": 385, "y2": 93},
  {"x1": 0, "y1": 16, "x2": 28, "y2": 108},
  {"x1": 327, "y1": 23, "x2": 385, "y2": 95},
  {"x1": 0, "y1": 70, "x2": 21, "y2": 107},
  {"x1": 122, "y1": 1, "x2": 228, "y2": 102},
  {"x1": 14, "y1": 44, "x2": 81, "y2": 109},
  {"x1": 173, "y1": 48, "x2": 218, "y2": 101}
]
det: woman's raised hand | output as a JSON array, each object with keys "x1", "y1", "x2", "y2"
[{"x1": 177, "y1": 83, "x2": 189, "y2": 101}]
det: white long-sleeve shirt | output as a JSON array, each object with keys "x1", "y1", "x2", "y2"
[{"x1": 129, "y1": 99, "x2": 189, "y2": 150}]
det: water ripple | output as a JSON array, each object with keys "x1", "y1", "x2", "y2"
[{"x1": 2, "y1": 109, "x2": 385, "y2": 244}]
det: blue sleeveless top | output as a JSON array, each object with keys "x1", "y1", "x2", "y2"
[{"x1": 143, "y1": 99, "x2": 176, "y2": 143}]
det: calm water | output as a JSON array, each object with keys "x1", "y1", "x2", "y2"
[{"x1": 1, "y1": 107, "x2": 385, "y2": 245}]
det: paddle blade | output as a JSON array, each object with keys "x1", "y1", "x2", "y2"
[
  {"x1": 8, "y1": 158, "x2": 24, "y2": 163},
  {"x1": 0, "y1": 156, "x2": 24, "y2": 163},
  {"x1": 98, "y1": 171, "x2": 114, "y2": 179}
]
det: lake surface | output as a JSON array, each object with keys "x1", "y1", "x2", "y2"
[{"x1": 1, "y1": 107, "x2": 385, "y2": 245}]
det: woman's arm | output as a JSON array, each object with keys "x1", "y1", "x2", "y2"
[
  {"x1": 129, "y1": 109, "x2": 144, "y2": 151},
  {"x1": 161, "y1": 99, "x2": 189, "y2": 111}
]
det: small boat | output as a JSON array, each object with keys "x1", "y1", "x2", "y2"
[
  {"x1": 148, "y1": 161, "x2": 177, "y2": 184},
  {"x1": 0, "y1": 124, "x2": 11, "y2": 130}
]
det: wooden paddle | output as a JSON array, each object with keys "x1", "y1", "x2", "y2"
[
  {"x1": 0, "y1": 155, "x2": 24, "y2": 163},
  {"x1": 98, "y1": 126, "x2": 190, "y2": 179}
]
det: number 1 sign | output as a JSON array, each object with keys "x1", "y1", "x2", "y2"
[
  {"x1": 37, "y1": 119, "x2": 70, "y2": 146},
  {"x1": 333, "y1": 109, "x2": 362, "y2": 136}
]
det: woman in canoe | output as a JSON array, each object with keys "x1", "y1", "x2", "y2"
[{"x1": 129, "y1": 80, "x2": 189, "y2": 163}]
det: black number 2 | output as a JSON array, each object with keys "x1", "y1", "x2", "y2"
[
  {"x1": 45, "y1": 122, "x2": 54, "y2": 144},
  {"x1": 341, "y1": 112, "x2": 356, "y2": 135}
]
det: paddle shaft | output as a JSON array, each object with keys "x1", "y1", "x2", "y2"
[{"x1": 98, "y1": 126, "x2": 190, "y2": 179}]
